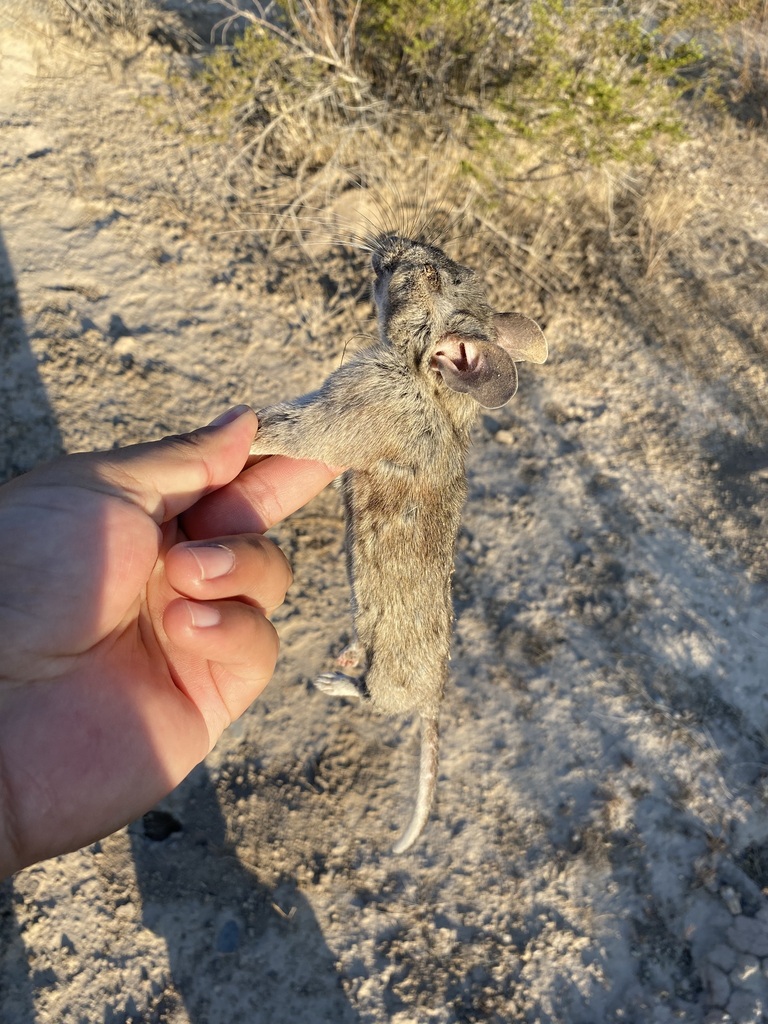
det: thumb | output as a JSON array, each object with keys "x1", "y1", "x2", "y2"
[{"x1": 95, "y1": 406, "x2": 258, "y2": 524}]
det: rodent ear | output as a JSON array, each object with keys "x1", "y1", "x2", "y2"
[
  {"x1": 493, "y1": 313, "x2": 548, "y2": 364},
  {"x1": 431, "y1": 335, "x2": 518, "y2": 409}
]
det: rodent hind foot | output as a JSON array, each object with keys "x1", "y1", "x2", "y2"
[
  {"x1": 314, "y1": 672, "x2": 366, "y2": 700},
  {"x1": 335, "y1": 642, "x2": 366, "y2": 672}
]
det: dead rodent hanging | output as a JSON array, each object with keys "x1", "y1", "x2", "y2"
[{"x1": 250, "y1": 233, "x2": 547, "y2": 853}]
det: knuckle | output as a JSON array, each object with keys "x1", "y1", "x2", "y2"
[
  {"x1": 247, "y1": 535, "x2": 294, "y2": 594},
  {"x1": 144, "y1": 430, "x2": 207, "y2": 472},
  {"x1": 166, "y1": 431, "x2": 216, "y2": 487},
  {"x1": 237, "y1": 613, "x2": 279, "y2": 678}
]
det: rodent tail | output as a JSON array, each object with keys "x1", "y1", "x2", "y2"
[{"x1": 392, "y1": 715, "x2": 439, "y2": 855}]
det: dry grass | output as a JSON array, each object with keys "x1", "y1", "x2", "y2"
[
  {"x1": 50, "y1": 0, "x2": 149, "y2": 36},
  {"x1": 47, "y1": 0, "x2": 766, "y2": 319},
  {"x1": 638, "y1": 180, "x2": 699, "y2": 279},
  {"x1": 155, "y1": 1, "x2": 760, "y2": 284}
]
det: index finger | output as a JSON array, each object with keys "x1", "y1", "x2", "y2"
[{"x1": 180, "y1": 455, "x2": 344, "y2": 539}]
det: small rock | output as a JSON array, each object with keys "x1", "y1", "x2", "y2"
[
  {"x1": 710, "y1": 943, "x2": 737, "y2": 973},
  {"x1": 732, "y1": 953, "x2": 764, "y2": 994},
  {"x1": 113, "y1": 335, "x2": 135, "y2": 357},
  {"x1": 721, "y1": 886, "x2": 742, "y2": 915},
  {"x1": 215, "y1": 918, "x2": 241, "y2": 953},
  {"x1": 703, "y1": 1013, "x2": 732, "y2": 1024},
  {"x1": 495, "y1": 429, "x2": 515, "y2": 446},
  {"x1": 148, "y1": 967, "x2": 167, "y2": 997},
  {"x1": 142, "y1": 810, "x2": 182, "y2": 842},
  {"x1": 725, "y1": 989, "x2": 764, "y2": 1024},
  {"x1": 706, "y1": 964, "x2": 731, "y2": 1007},
  {"x1": 728, "y1": 915, "x2": 768, "y2": 958}
]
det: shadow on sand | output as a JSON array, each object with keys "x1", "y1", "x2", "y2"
[
  {"x1": 129, "y1": 764, "x2": 364, "y2": 1024},
  {"x1": 0, "y1": 228, "x2": 63, "y2": 1021},
  {"x1": 0, "y1": 228, "x2": 359, "y2": 1022}
]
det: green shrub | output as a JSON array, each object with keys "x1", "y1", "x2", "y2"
[
  {"x1": 502, "y1": 0, "x2": 703, "y2": 163},
  {"x1": 661, "y1": 0, "x2": 767, "y2": 32},
  {"x1": 358, "y1": 0, "x2": 499, "y2": 106},
  {"x1": 197, "y1": 16, "x2": 372, "y2": 180},
  {"x1": 198, "y1": 0, "x2": 762, "y2": 176},
  {"x1": 187, "y1": 0, "x2": 766, "y2": 254}
]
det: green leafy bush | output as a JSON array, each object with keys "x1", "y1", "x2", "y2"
[
  {"x1": 503, "y1": 0, "x2": 704, "y2": 163},
  {"x1": 358, "y1": 0, "x2": 499, "y2": 105},
  {"x1": 187, "y1": 0, "x2": 766, "y2": 255},
  {"x1": 198, "y1": 0, "x2": 765, "y2": 175}
]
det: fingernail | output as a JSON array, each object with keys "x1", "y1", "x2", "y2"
[
  {"x1": 185, "y1": 543, "x2": 235, "y2": 581},
  {"x1": 186, "y1": 601, "x2": 221, "y2": 628},
  {"x1": 208, "y1": 405, "x2": 252, "y2": 428}
]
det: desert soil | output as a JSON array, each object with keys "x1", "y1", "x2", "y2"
[{"x1": 1, "y1": 6, "x2": 768, "y2": 1024}]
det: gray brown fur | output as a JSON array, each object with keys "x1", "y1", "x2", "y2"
[{"x1": 250, "y1": 234, "x2": 547, "y2": 852}]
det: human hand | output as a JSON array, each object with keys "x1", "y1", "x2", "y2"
[{"x1": 0, "y1": 406, "x2": 341, "y2": 876}]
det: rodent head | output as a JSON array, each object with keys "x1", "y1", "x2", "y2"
[{"x1": 371, "y1": 235, "x2": 547, "y2": 409}]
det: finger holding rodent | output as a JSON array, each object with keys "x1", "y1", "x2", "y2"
[
  {"x1": 165, "y1": 534, "x2": 293, "y2": 616},
  {"x1": 162, "y1": 597, "x2": 280, "y2": 734},
  {"x1": 181, "y1": 454, "x2": 344, "y2": 538}
]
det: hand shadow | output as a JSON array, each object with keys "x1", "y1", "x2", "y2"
[
  {"x1": 0, "y1": 229, "x2": 63, "y2": 479},
  {"x1": 0, "y1": 228, "x2": 63, "y2": 1021},
  {"x1": 129, "y1": 763, "x2": 363, "y2": 1024}
]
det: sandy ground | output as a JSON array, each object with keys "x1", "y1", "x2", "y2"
[{"x1": 1, "y1": 8, "x2": 768, "y2": 1024}]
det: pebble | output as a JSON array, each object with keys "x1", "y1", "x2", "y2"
[
  {"x1": 706, "y1": 964, "x2": 731, "y2": 1007},
  {"x1": 215, "y1": 918, "x2": 241, "y2": 953},
  {"x1": 703, "y1": 1013, "x2": 732, "y2": 1024},
  {"x1": 731, "y1": 953, "x2": 763, "y2": 994},
  {"x1": 721, "y1": 886, "x2": 742, "y2": 916},
  {"x1": 710, "y1": 943, "x2": 737, "y2": 973},
  {"x1": 141, "y1": 810, "x2": 182, "y2": 842},
  {"x1": 725, "y1": 989, "x2": 764, "y2": 1024},
  {"x1": 728, "y1": 915, "x2": 768, "y2": 958}
]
